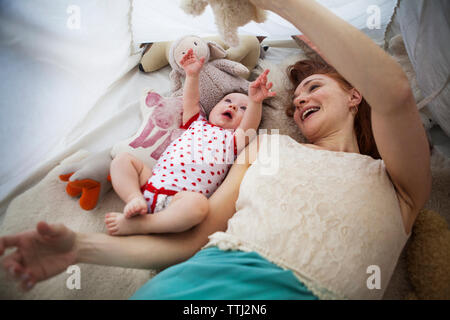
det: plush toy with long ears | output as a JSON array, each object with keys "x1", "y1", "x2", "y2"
[{"x1": 168, "y1": 35, "x2": 250, "y2": 116}]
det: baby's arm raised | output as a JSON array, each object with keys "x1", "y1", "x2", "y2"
[
  {"x1": 179, "y1": 48, "x2": 205, "y2": 125},
  {"x1": 235, "y1": 69, "x2": 276, "y2": 151}
]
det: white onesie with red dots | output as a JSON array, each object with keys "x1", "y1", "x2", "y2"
[{"x1": 141, "y1": 113, "x2": 237, "y2": 213}]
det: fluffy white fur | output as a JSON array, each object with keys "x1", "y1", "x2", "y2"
[{"x1": 180, "y1": 0, "x2": 267, "y2": 47}]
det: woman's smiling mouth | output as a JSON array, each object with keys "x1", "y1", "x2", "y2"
[{"x1": 301, "y1": 106, "x2": 321, "y2": 122}]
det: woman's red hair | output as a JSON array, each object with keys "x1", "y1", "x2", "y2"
[{"x1": 287, "y1": 59, "x2": 380, "y2": 159}]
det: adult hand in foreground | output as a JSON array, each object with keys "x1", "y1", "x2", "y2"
[{"x1": 0, "y1": 222, "x2": 77, "y2": 291}]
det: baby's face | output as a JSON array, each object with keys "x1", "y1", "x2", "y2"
[{"x1": 208, "y1": 93, "x2": 249, "y2": 129}]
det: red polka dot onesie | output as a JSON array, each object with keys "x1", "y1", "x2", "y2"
[{"x1": 141, "y1": 113, "x2": 237, "y2": 213}]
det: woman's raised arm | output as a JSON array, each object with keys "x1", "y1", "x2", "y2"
[
  {"x1": 251, "y1": 0, "x2": 411, "y2": 111},
  {"x1": 251, "y1": 0, "x2": 431, "y2": 233}
]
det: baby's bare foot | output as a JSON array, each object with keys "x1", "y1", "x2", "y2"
[
  {"x1": 105, "y1": 212, "x2": 151, "y2": 236},
  {"x1": 124, "y1": 196, "x2": 148, "y2": 218}
]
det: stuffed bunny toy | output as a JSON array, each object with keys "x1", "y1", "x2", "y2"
[{"x1": 168, "y1": 35, "x2": 250, "y2": 116}]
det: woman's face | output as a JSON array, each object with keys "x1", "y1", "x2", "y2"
[{"x1": 292, "y1": 74, "x2": 360, "y2": 142}]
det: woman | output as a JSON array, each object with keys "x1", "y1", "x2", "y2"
[{"x1": 0, "y1": 0, "x2": 430, "y2": 299}]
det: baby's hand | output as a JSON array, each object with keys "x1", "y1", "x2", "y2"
[
  {"x1": 249, "y1": 69, "x2": 276, "y2": 103},
  {"x1": 179, "y1": 48, "x2": 206, "y2": 77}
]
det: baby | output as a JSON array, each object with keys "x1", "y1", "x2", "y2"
[{"x1": 105, "y1": 48, "x2": 275, "y2": 236}]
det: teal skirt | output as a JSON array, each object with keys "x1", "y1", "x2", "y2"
[{"x1": 131, "y1": 246, "x2": 318, "y2": 300}]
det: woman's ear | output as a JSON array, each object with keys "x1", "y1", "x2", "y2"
[{"x1": 348, "y1": 88, "x2": 363, "y2": 111}]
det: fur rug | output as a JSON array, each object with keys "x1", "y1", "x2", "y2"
[{"x1": 384, "y1": 148, "x2": 450, "y2": 299}]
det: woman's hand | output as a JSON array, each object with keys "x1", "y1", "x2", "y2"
[
  {"x1": 249, "y1": 69, "x2": 276, "y2": 103},
  {"x1": 0, "y1": 221, "x2": 77, "y2": 291},
  {"x1": 179, "y1": 48, "x2": 206, "y2": 77}
]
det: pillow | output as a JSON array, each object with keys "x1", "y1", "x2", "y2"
[
  {"x1": 139, "y1": 35, "x2": 262, "y2": 79},
  {"x1": 111, "y1": 91, "x2": 184, "y2": 168}
]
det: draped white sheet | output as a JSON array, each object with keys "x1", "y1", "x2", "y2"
[
  {"x1": 132, "y1": 0, "x2": 397, "y2": 45},
  {"x1": 0, "y1": 0, "x2": 171, "y2": 215},
  {"x1": 396, "y1": 0, "x2": 450, "y2": 138}
]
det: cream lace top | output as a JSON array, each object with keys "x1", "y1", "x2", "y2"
[{"x1": 204, "y1": 134, "x2": 410, "y2": 300}]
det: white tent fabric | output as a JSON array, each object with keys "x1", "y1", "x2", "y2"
[
  {"x1": 132, "y1": 0, "x2": 397, "y2": 45},
  {"x1": 0, "y1": 0, "x2": 400, "y2": 216},
  {"x1": 0, "y1": 0, "x2": 171, "y2": 215},
  {"x1": 396, "y1": 0, "x2": 450, "y2": 137}
]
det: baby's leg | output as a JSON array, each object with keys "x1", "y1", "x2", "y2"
[
  {"x1": 109, "y1": 152, "x2": 152, "y2": 218},
  {"x1": 105, "y1": 191, "x2": 208, "y2": 236},
  {"x1": 143, "y1": 191, "x2": 209, "y2": 233}
]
